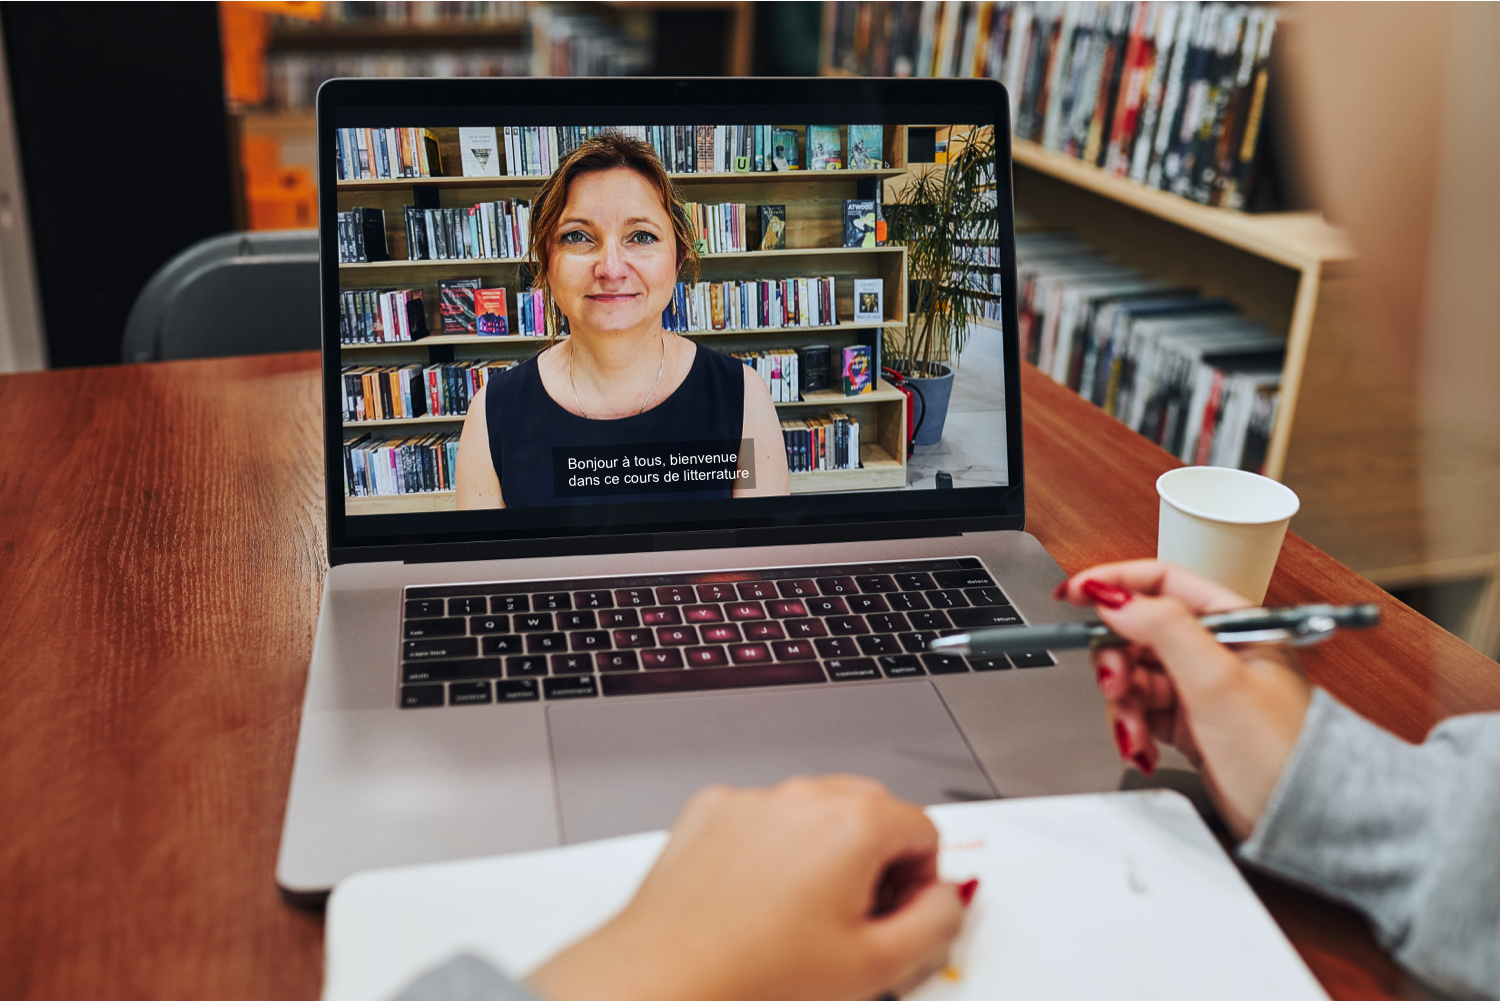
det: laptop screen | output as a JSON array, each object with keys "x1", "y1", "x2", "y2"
[{"x1": 318, "y1": 78, "x2": 1023, "y2": 561}]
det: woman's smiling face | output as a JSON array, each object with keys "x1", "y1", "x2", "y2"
[{"x1": 548, "y1": 167, "x2": 680, "y2": 336}]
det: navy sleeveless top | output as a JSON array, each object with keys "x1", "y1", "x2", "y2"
[{"x1": 486, "y1": 343, "x2": 746, "y2": 508}]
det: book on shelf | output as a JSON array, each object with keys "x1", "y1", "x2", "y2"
[
  {"x1": 338, "y1": 208, "x2": 391, "y2": 263},
  {"x1": 846, "y1": 124, "x2": 883, "y2": 168},
  {"x1": 337, "y1": 127, "x2": 440, "y2": 181},
  {"x1": 853, "y1": 279, "x2": 884, "y2": 323},
  {"x1": 500, "y1": 125, "x2": 783, "y2": 177},
  {"x1": 439, "y1": 279, "x2": 482, "y2": 336},
  {"x1": 843, "y1": 199, "x2": 878, "y2": 248},
  {"x1": 806, "y1": 125, "x2": 842, "y2": 170},
  {"x1": 771, "y1": 128, "x2": 799, "y2": 171},
  {"x1": 796, "y1": 345, "x2": 832, "y2": 395},
  {"x1": 781, "y1": 412, "x2": 861, "y2": 473},
  {"x1": 757, "y1": 205, "x2": 786, "y2": 250},
  {"x1": 732, "y1": 349, "x2": 800, "y2": 403},
  {"x1": 459, "y1": 127, "x2": 502, "y2": 177},
  {"x1": 404, "y1": 199, "x2": 532, "y2": 261},
  {"x1": 343, "y1": 431, "x2": 461, "y2": 499},
  {"x1": 474, "y1": 288, "x2": 510, "y2": 337},
  {"x1": 660, "y1": 276, "x2": 837, "y2": 334},
  {"x1": 340, "y1": 288, "x2": 428, "y2": 344},
  {"x1": 341, "y1": 360, "x2": 515, "y2": 424},
  {"x1": 517, "y1": 288, "x2": 566, "y2": 338},
  {"x1": 1015, "y1": 231, "x2": 1282, "y2": 473},
  {"x1": 823, "y1": 2, "x2": 1277, "y2": 209},
  {"x1": 841, "y1": 345, "x2": 873, "y2": 395},
  {"x1": 684, "y1": 202, "x2": 749, "y2": 254}
]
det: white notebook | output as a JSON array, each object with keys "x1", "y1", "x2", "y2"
[{"x1": 324, "y1": 790, "x2": 1329, "y2": 1001}]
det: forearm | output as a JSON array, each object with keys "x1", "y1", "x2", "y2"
[{"x1": 1239, "y1": 689, "x2": 1500, "y2": 1001}]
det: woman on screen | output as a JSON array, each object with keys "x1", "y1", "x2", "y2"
[{"x1": 454, "y1": 131, "x2": 790, "y2": 509}]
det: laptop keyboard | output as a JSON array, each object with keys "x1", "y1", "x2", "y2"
[{"x1": 398, "y1": 557, "x2": 1054, "y2": 708}]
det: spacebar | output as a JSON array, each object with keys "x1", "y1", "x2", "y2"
[{"x1": 601, "y1": 662, "x2": 827, "y2": 696}]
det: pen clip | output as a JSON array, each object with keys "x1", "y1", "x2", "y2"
[{"x1": 1215, "y1": 614, "x2": 1339, "y2": 648}]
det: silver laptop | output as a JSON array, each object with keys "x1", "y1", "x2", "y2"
[{"x1": 277, "y1": 76, "x2": 1122, "y2": 900}]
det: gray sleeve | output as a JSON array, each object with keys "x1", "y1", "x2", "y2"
[
  {"x1": 387, "y1": 954, "x2": 544, "y2": 1001},
  {"x1": 1238, "y1": 688, "x2": 1500, "y2": 1001}
]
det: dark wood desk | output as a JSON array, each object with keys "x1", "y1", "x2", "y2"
[{"x1": 3, "y1": 353, "x2": 1497, "y2": 1001}]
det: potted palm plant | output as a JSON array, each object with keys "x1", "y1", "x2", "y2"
[{"x1": 884, "y1": 126, "x2": 1000, "y2": 445}]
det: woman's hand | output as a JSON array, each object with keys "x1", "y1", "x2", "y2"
[
  {"x1": 1056, "y1": 561, "x2": 1313, "y2": 839},
  {"x1": 528, "y1": 775, "x2": 970, "y2": 1001}
]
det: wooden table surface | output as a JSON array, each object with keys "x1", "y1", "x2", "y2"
[{"x1": 3, "y1": 352, "x2": 1497, "y2": 1001}]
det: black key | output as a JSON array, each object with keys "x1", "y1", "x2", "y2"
[
  {"x1": 557, "y1": 610, "x2": 597, "y2": 630},
  {"x1": 1011, "y1": 652, "x2": 1056, "y2": 668},
  {"x1": 402, "y1": 658, "x2": 501, "y2": 683},
  {"x1": 926, "y1": 589, "x2": 969, "y2": 609},
  {"x1": 767, "y1": 600, "x2": 808, "y2": 618},
  {"x1": 544, "y1": 675, "x2": 598, "y2": 699},
  {"x1": 640, "y1": 649, "x2": 684, "y2": 669},
  {"x1": 403, "y1": 637, "x2": 478, "y2": 661},
  {"x1": 922, "y1": 653, "x2": 970, "y2": 674},
  {"x1": 657, "y1": 626, "x2": 699, "y2": 646},
  {"x1": 491, "y1": 594, "x2": 529, "y2": 613},
  {"x1": 906, "y1": 609, "x2": 952, "y2": 630},
  {"x1": 655, "y1": 586, "x2": 694, "y2": 605},
  {"x1": 507, "y1": 656, "x2": 548, "y2": 677},
  {"x1": 535, "y1": 592, "x2": 572, "y2": 611},
  {"x1": 847, "y1": 594, "x2": 890, "y2": 614},
  {"x1": 894, "y1": 573, "x2": 937, "y2": 590},
  {"x1": 526, "y1": 632, "x2": 567, "y2": 653},
  {"x1": 854, "y1": 574, "x2": 899, "y2": 593},
  {"x1": 815, "y1": 637, "x2": 860, "y2": 658},
  {"x1": 934, "y1": 568, "x2": 997, "y2": 589},
  {"x1": 785, "y1": 618, "x2": 828, "y2": 638},
  {"x1": 495, "y1": 679, "x2": 540, "y2": 702},
  {"x1": 744, "y1": 621, "x2": 785, "y2": 641},
  {"x1": 772, "y1": 640, "x2": 817, "y2": 662},
  {"x1": 405, "y1": 598, "x2": 447, "y2": 619},
  {"x1": 826, "y1": 615, "x2": 866, "y2": 636},
  {"x1": 616, "y1": 588, "x2": 653, "y2": 607},
  {"x1": 726, "y1": 602, "x2": 766, "y2": 621},
  {"x1": 575, "y1": 590, "x2": 613, "y2": 609},
  {"x1": 888, "y1": 592, "x2": 930, "y2": 612},
  {"x1": 878, "y1": 655, "x2": 925, "y2": 678},
  {"x1": 867, "y1": 613, "x2": 909, "y2": 633},
  {"x1": 969, "y1": 656, "x2": 1013, "y2": 671},
  {"x1": 696, "y1": 583, "x2": 735, "y2": 602},
  {"x1": 965, "y1": 587, "x2": 1009, "y2": 607},
  {"x1": 641, "y1": 607, "x2": 683, "y2": 626},
  {"x1": 599, "y1": 609, "x2": 640, "y2": 628},
  {"x1": 806, "y1": 596, "x2": 849, "y2": 617},
  {"x1": 448, "y1": 596, "x2": 487, "y2": 616},
  {"x1": 601, "y1": 662, "x2": 826, "y2": 696},
  {"x1": 405, "y1": 617, "x2": 466, "y2": 639},
  {"x1": 551, "y1": 654, "x2": 593, "y2": 675},
  {"x1": 400, "y1": 684, "x2": 445, "y2": 708},
  {"x1": 857, "y1": 634, "x2": 902, "y2": 656},
  {"x1": 449, "y1": 681, "x2": 492, "y2": 705},
  {"x1": 514, "y1": 612, "x2": 554, "y2": 632},
  {"x1": 469, "y1": 615, "x2": 510, "y2": 635},
  {"x1": 816, "y1": 576, "x2": 858, "y2": 595},
  {"x1": 684, "y1": 646, "x2": 728, "y2": 667},
  {"x1": 728, "y1": 643, "x2": 773, "y2": 665},
  {"x1": 826, "y1": 658, "x2": 880, "y2": 681},
  {"x1": 949, "y1": 606, "x2": 1025, "y2": 628},
  {"x1": 596, "y1": 651, "x2": 639, "y2": 672},
  {"x1": 898, "y1": 631, "x2": 939, "y2": 652},
  {"x1": 736, "y1": 580, "x2": 778, "y2": 600},
  {"x1": 777, "y1": 579, "x2": 818, "y2": 598},
  {"x1": 701, "y1": 623, "x2": 742, "y2": 644},
  {"x1": 570, "y1": 630, "x2": 611, "y2": 651},
  {"x1": 683, "y1": 605, "x2": 725, "y2": 623},
  {"x1": 614, "y1": 629, "x2": 653, "y2": 649},
  {"x1": 482, "y1": 634, "x2": 524, "y2": 656}
]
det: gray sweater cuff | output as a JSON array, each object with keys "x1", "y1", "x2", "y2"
[{"x1": 388, "y1": 954, "x2": 544, "y2": 1001}]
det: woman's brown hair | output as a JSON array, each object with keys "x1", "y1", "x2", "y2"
[{"x1": 527, "y1": 130, "x2": 700, "y2": 340}]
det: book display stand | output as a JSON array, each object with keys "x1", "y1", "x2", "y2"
[{"x1": 337, "y1": 125, "x2": 914, "y2": 516}]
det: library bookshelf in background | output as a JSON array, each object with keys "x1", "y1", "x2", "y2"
[{"x1": 338, "y1": 125, "x2": 912, "y2": 517}]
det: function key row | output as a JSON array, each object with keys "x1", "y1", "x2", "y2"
[{"x1": 405, "y1": 572, "x2": 1004, "y2": 620}]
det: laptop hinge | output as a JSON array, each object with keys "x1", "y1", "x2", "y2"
[{"x1": 654, "y1": 530, "x2": 738, "y2": 552}]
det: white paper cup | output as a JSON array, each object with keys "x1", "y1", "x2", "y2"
[{"x1": 1155, "y1": 467, "x2": 1301, "y2": 605}]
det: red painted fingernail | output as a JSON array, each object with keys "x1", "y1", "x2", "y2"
[
  {"x1": 1081, "y1": 580, "x2": 1132, "y2": 610},
  {"x1": 1113, "y1": 719, "x2": 1131, "y2": 758},
  {"x1": 1096, "y1": 664, "x2": 1114, "y2": 688},
  {"x1": 1051, "y1": 581, "x2": 1068, "y2": 600},
  {"x1": 1132, "y1": 752, "x2": 1155, "y2": 776},
  {"x1": 958, "y1": 878, "x2": 979, "y2": 907}
]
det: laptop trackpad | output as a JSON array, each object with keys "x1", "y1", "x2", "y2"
[{"x1": 548, "y1": 681, "x2": 995, "y2": 844}]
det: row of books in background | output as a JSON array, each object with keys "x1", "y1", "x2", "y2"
[
  {"x1": 294, "y1": 2, "x2": 528, "y2": 25},
  {"x1": 341, "y1": 360, "x2": 514, "y2": 424},
  {"x1": 343, "y1": 432, "x2": 462, "y2": 498},
  {"x1": 1018, "y1": 231, "x2": 1280, "y2": 471},
  {"x1": 660, "y1": 276, "x2": 842, "y2": 335},
  {"x1": 783, "y1": 413, "x2": 862, "y2": 473},
  {"x1": 406, "y1": 199, "x2": 533, "y2": 261},
  {"x1": 735, "y1": 344, "x2": 877, "y2": 403},
  {"x1": 825, "y1": 1, "x2": 1276, "y2": 208},
  {"x1": 340, "y1": 280, "x2": 531, "y2": 343},
  {"x1": 337, "y1": 127, "x2": 443, "y2": 180}
]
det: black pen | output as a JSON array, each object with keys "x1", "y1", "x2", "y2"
[{"x1": 929, "y1": 604, "x2": 1381, "y2": 657}]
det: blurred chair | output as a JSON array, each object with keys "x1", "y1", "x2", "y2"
[{"x1": 121, "y1": 229, "x2": 320, "y2": 363}]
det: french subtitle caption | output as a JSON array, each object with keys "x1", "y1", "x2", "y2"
[{"x1": 553, "y1": 439, "x2": 755, "y2": 498}]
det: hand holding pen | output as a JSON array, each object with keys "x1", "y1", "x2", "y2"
[{"x1": 1047, "y1": 561, "x2": 1322, "y2": 839}]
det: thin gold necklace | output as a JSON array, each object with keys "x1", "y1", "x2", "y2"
[{"x1": 568, "y1": 332, "x2": 666, "y2": 419}]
